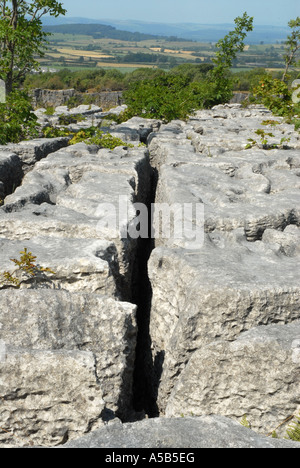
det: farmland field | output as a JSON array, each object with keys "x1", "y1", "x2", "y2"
[{"x1": 39, "y1": 27, "x2": 299, "y2": 73}]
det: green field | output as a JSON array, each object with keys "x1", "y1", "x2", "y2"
[{"x1": 39, "y1": 31, "x2": 298, "y2": 72}]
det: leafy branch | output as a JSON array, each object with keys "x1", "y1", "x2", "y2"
[{"x1": 282, "y1": 17, "x2": 300, "y2": 82}]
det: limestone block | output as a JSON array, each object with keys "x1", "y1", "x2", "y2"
[
  {"x1": 0, "y1": 346, "x2": 106, "y2": 447},
  {"x1": 148, "y1": 239, "x2": 300, "y2": 411},
  {"x1": 0, "y1": 289, "x2": 137, "y2": 422},
  {"x1": 165, "y1": 323, "x2": 300, "y2": 436},
  {"x1": 0, "y1": 237, "x2": 118, "y2": 295},
  {"x1": 60, "y1": 415, "x2": 300, "y2": 449},
  {"x1": 4, "y1": 137, "x2": 69, "y2": 170}
]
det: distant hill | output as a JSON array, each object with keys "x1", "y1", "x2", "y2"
[
  {"x1": 43, "y1": 23, "x2": 190, "y2": 43},
  {"x1": 42, "y1": 17, "x2": 290, "y2": 44}
]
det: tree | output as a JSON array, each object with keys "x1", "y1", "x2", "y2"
[
  {"x1": 212, "y1": 12, "x2": 254, "y2": 72},
  {"x1": 282, "y1": 17, "x2": 300, "y2": 82},
  {"x1": 0, "y1": 0, "x2": 66, "y2": 94},
  {"x1": 209, "y1": 12, "x2": 254, "y2": 103}
]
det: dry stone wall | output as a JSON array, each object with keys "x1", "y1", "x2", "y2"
[
  {"x1": 30, "y1": 88, "x2": 123, "y2": 109},
  {"x1": 0, "y1": 103, "x2": 299, "y2": 448}
]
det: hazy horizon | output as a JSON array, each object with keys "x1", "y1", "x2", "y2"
[
  {"x1": 58, "y1": 0, "x2": 298, "y2": 27},
  {"x1": 53, "y1": 16, "x2": 291, "y2": 27}
]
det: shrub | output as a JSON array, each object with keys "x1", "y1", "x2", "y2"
[
  {"x1": 42, "y1": 126, "x2": 72, "y2": 138},
  {"x1": 252, "y1": 75, "x2": 292, "y2": 116},
  {"x1": 124, "y1": 74, "x2": 199, "y2": 122},
  {"x1": 0, "y1": 90, "x2": 38, "y2": 145}
]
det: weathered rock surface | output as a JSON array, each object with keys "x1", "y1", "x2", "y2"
[
  {"x1": 60, "y1": 415, "x2": 300, "y2": 448},
  {"x1": 165, "y1": 322, "x2": 300, "y2": 435},
  {"x1": 0, "y1": 346, "x2": 106, "y2": 447},
  {"x1": 0, "y1": 104, "x2": 299, "y2": 448},
  {"x1": 0, "y1": 143, "x2": 152, "y2": 299},
  {"x1": 147, "y1": 104, "x2": 300, "y2": 433},
  {"x1": 30, "y1": 88, "x2": 123, "y2": 109},
  {"x1": 0, "y1": 120, "x2": 153, "y2": 447},
  {"x1": 0, "y1": 138, "x2": 69, "y2": 173},
  {"x1": 0, "y1": 289, "x2": 137, "y2": 438}
]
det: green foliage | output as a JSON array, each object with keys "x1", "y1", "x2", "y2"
[
  {"x1": 0, "y1": 90, "x2": 38, "y2": 144},
  {"x1": 252, "y1": 75, "x2": 292, "y2": 116},
  {"x1": 42, "y1": 125, "x2": 72, "y2": 138},
  {"x1": 282, "y1": 17, "x2": 300, "y2": 82},
  {"x1": 43, "y1": 22, "x2": 187, "y2": 43},
  {"x1": 0, "y1": 0, "x2": 66, "y2": 93},
  {"x1": 249, "y1": 18, "x2": 300, "y2": 127},
  {"x1": 0, "y1": 248, "x2": 55, "y2": 288},
  {"x1": 245, "y1": 127, "x2": 291, "y2": 150},
  {"x1": 240, "y1": 415, "x2": 251, "y2": 429},
  {"x1": 124, "y1": 73, "x2": 199, "y2": 122},
  {"x1": 233, "y1": 68, "x2": 267, "y2": 92},
  {"x1": 24, "y1": 67, "x2": 126, "y2": 94},
  {"x1": 58, "y1": 114, "x2": 78, "y2": 125},
  {"x1": 209, "y1": 12, "x2": 254, "y2": 103},
  {"x1": 123, "y1": 13, "x2": 254, "y2": 121},
  {"x1": 44, "y1": 106, "x2": 55, "y2": 116},
  {"x1": 69, "y1": 127, "x2": 133, "y2": 149},
  {"x1": 286, "y1": 413, "x2": 300, "y2": 442}
]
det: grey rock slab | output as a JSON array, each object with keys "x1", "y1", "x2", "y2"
[
  {"x1": 0, "y1": 237, "x2": 119, "y2": 295},
  {"x1": 151, "y1": 149, "x2": 300, "y2": 242},
  {"x1": 262, "y1": 225, "x2": 300, "y2": 256},
  {"x1": 67, "y1": 104, "x2": 102, "y2": 115},
  {"x1": 0, "y1": 346, "x2": 106, "y2": 447},
  {"x1": 0, "y1": 145, "x2": 152, "y2": 300},
  {"x1": 0, "y1": 289, "x2": 137, "y2": 420},
  {"x1": 0, "y1": 203, "x2": 100, "y2": 240},
  {"x1": 116, "y1": 116, "x2": 161, "y2": 142},
  {"x1": 3, "y1": 167, "x2": 71, "y2": 211},
  {"x1": 148, "y1": 233, "x2": 300, "y2": 412},
  {"x1": 59, "y1": 415, "x2": 300, "y2": 448},
  {"x1": 3, "y1": 137, "x2": 69, "y2": 170},
  {"x1": 147, "y1": 105, "x2": 300, "y2": 416},
  {"x1": 165, "y1": 322, "x2": 300, "y2": 435},
  {"x1": 32, "y1": 145, "x2": 151, "y2": 202}
]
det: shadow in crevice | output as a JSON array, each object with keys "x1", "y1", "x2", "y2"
[{"x1": 131, "y1": 167, "x2": 161, "y2": 418}]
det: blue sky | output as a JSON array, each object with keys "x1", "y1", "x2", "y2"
[{"x1": 60, "y1": 0, "x2": 299, "y2": 26}]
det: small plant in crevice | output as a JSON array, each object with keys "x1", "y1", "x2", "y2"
[
  {"x1": 245, "y1": 128, "x2": 291, "y2": 150},
  {"x1": 285, "y1": 413, "x2": 300, "y2": 442},
  {"x1": 42, "y1": 126, "x2": 72, "y2": 138},
  {"x1": 41, "y1": 124, "x2": 135, "y2": 149},
  {"x1": 69, "y1": 128, "x2": 134, "y2": 149},
  {"x1": 240, "y1": 414, "x2": 251, "y2": 429},
  {"x1": 0, "y1": 248, "x2": 55, "y2": 289},
  {"x1": 44, "y1": 106, "x2": 55, "y2": 116}
]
